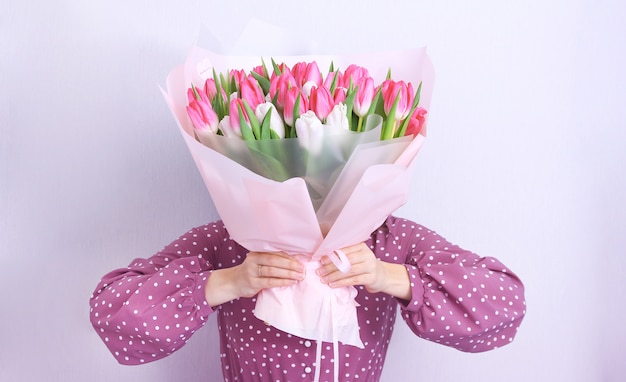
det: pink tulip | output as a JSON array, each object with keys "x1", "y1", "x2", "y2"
[
  {"x1": 342, "y1": 64, "x2": 369, "y2": 88},
  {"x1": 353, "y1": 77, "x2": 375, "y2": 117},
  {"x1": 283, "y1": 87, "x2": 308, "y2": 127},
  {"x1": 309, "y1": 86, "x2": 334, "y2": 121},
  {"x1": 269, "y1": 71, "x2": 297, "y2": 109},
  {"x1": 203, "y1": 78, "x2": 220, "y2": 100},
  {"x1": 291, "y1": 61, "x2": 323, "y2": 88},
  {"x1": 323, "y1": 71, "x2": 344, "y2": 90},
  {"x1": 405, "y1": 107, "x2": 428, "y2": 136},
  {"x1": 229, "y1": 69, "x2": 247, "y2": 89},
  {"x1": 228, "y1": 98, "x2": 251, "y2": 136},
  {"x1": 380, "y1": 79, "x2": 414, "y2": 120},
  {"x1": 333, "y1": 87, "x2": 347, "y2": 105},
  {"x1": 239, "y1": 77, "x2": 265, "y2": 110},
  {"x1": 187, "y1": 79, "x2": 224, "y2": 104},
  {"x1": 270, "y1": 62, "x2": 291, "y2": 77},
  {"x1": 251, "y1": 64, "x2": 268, "y2": 80},
  {"x1": 187, "y1": 87, "x2": 195, "y2": 103},
  {"x1": 186, "y1": 97, "x2": 219, "y2": 134},
  {"x1": 187, "y1": 83, "x2": 208, "y2": 103}
]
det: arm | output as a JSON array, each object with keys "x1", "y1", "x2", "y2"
[
  {"x1": 89, "y1": 222, "x2": 225, "y2": 364},
  {"x1": 317, "y1": 217, "x2": 526, "y2": 352},
  {"x1": 396, "y1": 218, "x2": 526, "y2": 352},
  {"x1": 90, "y1": 221, "x2": 305, "y2": 365}
]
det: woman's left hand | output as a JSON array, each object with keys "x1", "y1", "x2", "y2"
[{"x1": 316, "y1": 243, "x2": 412, "y2": 300}]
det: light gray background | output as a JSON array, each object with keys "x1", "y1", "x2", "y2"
[{"x1": 2, "y1": 1, "x2": 625, "y2": 381}]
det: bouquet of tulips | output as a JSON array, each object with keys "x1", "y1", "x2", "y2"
[
  {"x1": 186, "y1": 57, "x2": 427, "y2": 151},
  {"x1": 162, "y1": 45, "x2": 433, "y2": 350},
  {"x1": 184, "y1": 56, "x2": 427, "y2": 211}
]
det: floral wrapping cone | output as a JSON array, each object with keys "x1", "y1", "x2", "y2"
[{"x1": 162, "y1": 46, "x2": 434, "y2": 348}]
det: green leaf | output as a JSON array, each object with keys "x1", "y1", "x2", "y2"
[
  {"x1": 241, "y1": 99, "x2": 261, "y2": 139},
  {"x1": 191, "y1": 84, "x2": 201, "y2": 100},
  {"x1": 238, "y1": 104, "x2": 255, "y2": 141},
  {"x1": 230, "y1": 74, "x2": 237, "y2": 94},
  {"x1": 212, "y1": 69, "x2": 227, "y2": 119},
  {"x1": 219, "y1": 72, "x2": 229, "y2": 94},
  {"x1": 381, "y1": 89, "x2": 401, "y2": 140},
  {"x1": 261, "y1": 58, "x2": 270, "y2": 78},
  {"x1": 344, "y1": 86, "x2": 357, "y2": 131},
  {"x1": 212, "y1": 67, "x2": 219, "y2": 85},
  {"x1": 366, "y1": 88, "x2": 382, "y2": 116},
  {"x1": 245, "y1": 142, "x2": 289, "y2": 181},
  {"x1": 292, "y1": 93, "x2": 302, "y2": 127},
  {"x1": 328, "y1": 71, "x2": 339, "y2": 94},
  {"x1": 271, "y1": 58, "x2": 282, "y2": 76},
  {"x1": 395, "y1": 116, "x2": 409, "y2": 138},
  {"x1": 260, "y1": 109, "x2": 272, "y2": 140},
  {"x1": 412, "y1": 81, "x2": 422, "y2": 109},
  {"x1": 251, "y1": 71, "x2": 271, "y2": 94}
]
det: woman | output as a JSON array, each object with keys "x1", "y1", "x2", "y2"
[{"x1": 90, "y1": 216, "x2": 525, "y2": 381}]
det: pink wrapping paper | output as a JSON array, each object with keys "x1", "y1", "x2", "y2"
[{"x1": 162, "y1": 45, "x2": 434, "y2": 348}]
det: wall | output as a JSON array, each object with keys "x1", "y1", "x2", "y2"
[{"x1": 1, "y1": 1, "x2": 625, "y2": 381}]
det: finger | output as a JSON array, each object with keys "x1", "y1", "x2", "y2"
[
  {"x1": 323, "y1": 272, "x2": 372, "y2": 289},
  {"x1": 317, "y1": 249, "x2": 366, "y2": 277},
  {"x1": 258, "y1": 264, "x2": 305, "y2": 281},
  {"x1": 248, "y1": 253, "x2": 305, "y2": 278},
  {"x1": 256, "y1": 252, "x2": 305, "y2": 271},
  {"x1": 319, "y1": 261, "x2": 363, "y2": 282},
  {"x1": 259, "y1": 277, "x2": 301, "y2": 289}
]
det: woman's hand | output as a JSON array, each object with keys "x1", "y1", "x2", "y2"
[
  {"x1": 205, "y1": 251, "x2": 305, "y2": 307},
  {"x1": 316, "y1": 243, "x2": 412, "y2": 301}
]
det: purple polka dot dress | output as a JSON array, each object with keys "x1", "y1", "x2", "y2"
[{"x1": 90, "y1": 216, "x2": 525, "y2": 381}]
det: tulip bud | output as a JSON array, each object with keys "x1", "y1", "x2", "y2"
[
  {"x1": 342, "y1": 64, "x2": 370, "y2": 88},
  {"x1": 255, "y1": 102, "x2": 285, "y2": 139},
  {"x1": 283, "y1": 87, "x2": 308, "y2": 127},
  {"x1": 228, "y1": 99, "x2": 250, "y2": 137},
  {"x1": 353, "y1": 77, "x2": 375, "y2": 117},
  {"x1": 240, "y1": 77, "x2": 265, "y2": 110},
  {"x1": 292, "y1": 61, "x2": 323, "y2": 88},
  {"x1": 295, "y1": 111, "x2": 324, "y2": 154},
  {"x1": 269, "y1": 72, "x2": 297, "y2": 110},
  {"x1": 325, "y1": 103, "x2": 349, "y2": 131},
  {"x1": 309, "y1": 86, "x2": 334, "y2": 121},
  {"x1": 381, "y1": 80, "x2": 414, "y2": 121},
  {"x1": 186, "y1": 98, "x2": 219, "y2": 135},
  {"x1": 405, "y1": 107, "x2": 428, "y2": 136},
  {"x1": 218, "y1": 116, "x2": 241, "y2": 138}
]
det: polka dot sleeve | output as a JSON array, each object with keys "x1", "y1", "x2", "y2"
[
  {"x1": 389, "y1": 218, "x2": 526, "y2": 352},
  {"x1": 89, "y1": 222, "x2": 228, "y2": 365}
]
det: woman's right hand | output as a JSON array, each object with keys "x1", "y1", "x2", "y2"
[{"x1": 205, "y1": 251, "x2": 305, "y2": 307}]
